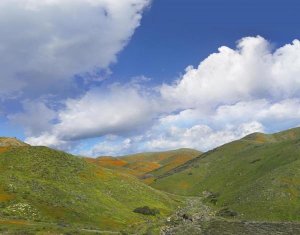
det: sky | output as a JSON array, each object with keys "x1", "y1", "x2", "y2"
[{"x1": 1, "y1": 0, "x2": 300, "y2": 156}]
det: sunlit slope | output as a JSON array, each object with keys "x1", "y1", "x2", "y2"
[
  {"x1": 0, "y1": 144, "x2": 178, "y2": 231},
  {"x1": 0, "y1": 138, "x2": 29, "y2": 154},
  {"x1": 87, "y1": 149, "x2": 201, "y2": 183},
  {"x1": 151, "y1": 127, "x2": 300, "y2": 221},
  {"x1": 0, "y1": 137, "x2": 29, "y2": 147}
]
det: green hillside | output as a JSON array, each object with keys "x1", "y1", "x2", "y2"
[
  {"x1": 2, "y1": 128, "x2": 300, "y2": 233},
  {"x1": 151, "y1": 127, "x2": 300, "y2": 222},
  {"x1": 0, "y1": 144, "x2": 180, "y2": 234}
]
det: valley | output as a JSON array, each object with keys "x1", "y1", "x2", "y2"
[{"x1": 1, "y1": 128, "x2": 300, "y2": 234}]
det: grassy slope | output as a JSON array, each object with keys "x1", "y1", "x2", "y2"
[
  {"x1": 87, "y1": 149, "x2": 201, "y2": 184},
  {"x1": 151, "y1": 127, "x2": 300, "y2": 221},
  {"x1": 0, "y1": 145, "x2": 180, "y2": 233},
  {"x1": 0, "y1": 138, "x2": 29, "y2": 147}
]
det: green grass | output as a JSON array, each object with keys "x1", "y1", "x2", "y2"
[
  {"x1": 2, "y1": 127, "x2": 300, "y2": 232},
  {"x1": 0, "y1": 146, "x2": 180, "y2": 233},
  {"x1": 151, "y1": 127, "x2": 300, "y2": 222}
]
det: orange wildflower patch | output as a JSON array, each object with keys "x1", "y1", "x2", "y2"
[
  {"x1": 0, "y1": 147, "x2": 9, "y2": 154},
  {"x1": 95, "y1": 168, "x2": 110, "y2": 180},
  {"x1": 178, "y1": 181, "x2": 190, "y2": 190},
  {"x1": 98, "y1": 158, "x2": 127, "y2": 167},
  {"x1": 0, "y1": 192, "x2": 14, "y2": 202},
  {"x1": 85, "y1": 157, "x2": 127, "y2": 168},
  {"x1": 142, "y1": 177, "x2": 155, "y2": 185},
  {"x1": 127, "y1": 162, "x2": 161, "y2": 175},
  {"x1": 0, "y1": 220, "x2": 29, "y2": 225}
]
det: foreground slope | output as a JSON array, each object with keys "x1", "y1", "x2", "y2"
[
  {"x1": 87, "y1": 149, "x2": 201, "y2": 183},
  {"x1": 0, "y1": 143, "x2": 179, "y2": 233},
  {"x1": 152, "y1": 127, "x2": 300, "y2": 221}
]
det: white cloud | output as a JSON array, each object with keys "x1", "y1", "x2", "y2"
[
  {"x1": 9, "y1": 100, "x2": 57, "y2": 136},
  {"x1": 56, "y1": 85, "x2": 156, "y2": 140},
  {"x1": 0, "y1": 0, "x2": 150, "y2": 97},
  {"x1": 144, "y1": 121, "x2": 264, "y2": 151},
  {"x1": 214, "y1": 99, "x2": 300, "y2": 125},
  {"x1": 25, "y1": 84, "x2": 158, "y2": 148},
  {"x1": 83, "y1": 120, "x2": 264, "y2": 156},
  {"x1": 23, "y1": 36, "x2": 300, "y2": 155},
  {"x1": 161, "y1": 36, "x2": 300, "y2": 110},
  {"x1": 26, "y1": 133, "x2": 69, "y2": 150},
  {"x1": 82, "y1": 137, "x2": 133, "y2": 156}
]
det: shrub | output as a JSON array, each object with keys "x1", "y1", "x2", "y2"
[
  {"x1": 133, "y1": 206, "x2": 160, "y2": 216},
  {"x1": 216, "y1": 208, "x2": 238, "y2": 217},
  {"x1": 250, "y1": 159, "x2": 261, "y2": 164},
  {"x1": 203, "y1": 191, "x2": 220, "y2": 205}
]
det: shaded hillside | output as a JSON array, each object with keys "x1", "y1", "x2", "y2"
[
  {"x1": 152, "y1": 127, "x2": 300, "y2": 222},
  {"x1": 0, "y1": 142, "x2": 179, "y2": 233},
  {"x1": 87, "y1": 148, "x2": 201, "y2": 183}
]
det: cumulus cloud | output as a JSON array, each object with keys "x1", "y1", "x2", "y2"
[
  {"x1": 0, "y1": 0, "x2": 150, "y2": 97},
  {"x1": 82, "y1": 137, "x2": 133, "y2": 156},
  {"x1": 161, "y1": 36, "x2": 300, "y2": 110},
  {"x1": 23, "y1": 36, "x2": 300, "y2": 155},
  {"x1": 144, "y1": 121, "x2": 264, "y2": 151},
  {"x1": 9, "y1": 100, "x2": 57, "y2": 136},
  {"x1": 84, "y1": 120, "x2": 264, "y2": 156},
  {"x1": 25, "y1": 84, "x2": 158, "y2": 149}
]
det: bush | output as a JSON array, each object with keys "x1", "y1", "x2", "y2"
[
  {"x1": 133, "y1": 206, "x2": 160, "y2": 216},
  {"x1": 250, "y1": 159, "x2": 261, "y2": 164},
  {"x1": 216, "y1": 208, "x2": 238, "y2": 217},
  {"x1": 203, "y1": 191, "x2": 220, "y2": 205}
]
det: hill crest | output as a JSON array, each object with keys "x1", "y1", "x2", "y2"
[{"x1": 0, "y1": 137, "x2": 29, "y2": 147}]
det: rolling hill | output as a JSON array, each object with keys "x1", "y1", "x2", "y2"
[
  {"x1": 151, "y1": 127, "x2": 300, "y2": 222},
  {"x1": 0, "y1": 138, "x2": 29, "y2": 154},
  {"x1": 2, "y1": 128, "x2": 300, "y2": 233},
  {"x1": 0, "y1": 140, "x2": 180, "y2": 234},
  {"x1": 86, "y1": 148, "x2": 201, "y2": 184}
]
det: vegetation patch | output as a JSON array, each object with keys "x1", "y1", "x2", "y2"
[
  {"x1": 152, "y1": 127, "x2": 300, "y2": 221},
  {"x1": 133, "y1": 206, "x2": 160, "y2": 216},
  {"x1": 216, "y1": 208, "x2": 238, "y2": 217},
  {"x1": 0, "y1": 145, "x2": 179, "y2": 233},
  {"x1": 0, "y1": 192, "x2": 14, "y2": 202},
  {"x1": 2, "y1": 203, "x2": 40, "y2": 220},
  {"x1": 203, "y1": 191, "x2": 220, "y2": 205},
  {"x1": 88, "y1": 149, "x2": 201, "y2": 181},
  {"x1": 250, "y1": 159, "x2": 261, "y2": 164},
  {"x1": 0, "y1": 147, "x2": 9, "y2": 154}
]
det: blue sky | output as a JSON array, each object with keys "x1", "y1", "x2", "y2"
[
  {"x1": 113, "y1": 0, "x2": 300, "y2": 84},
  {"x1": 1, "y1": 0, "x2": 300, "y2": 156}
]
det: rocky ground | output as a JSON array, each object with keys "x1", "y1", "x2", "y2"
[
  {"x1": 160, "y1": 197, "x2": 300, "y2": 235},
  {"x1": 160, "y1": 197, "x2": 214, "y2": 235}
]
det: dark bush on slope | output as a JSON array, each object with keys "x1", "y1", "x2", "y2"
[{"x1": 133, "y1": 206, "x2": 160, "y2": 216}]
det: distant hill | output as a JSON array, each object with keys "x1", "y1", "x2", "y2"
[
  {"x1": 241, "y1": 127, "x2": 300, "y2": 143},
  {"x1": 0, "y1": 137, "x2": 29, "y2": 155},
  {"x1": 151, "y1": 127, "x2": 300, "y2": 222},
  {"x1": 3, "y1": 127, "x2": 300, "y2": 233},
  {"x1": 0, "y1": 143, "x2": 179, "y2": 233},
  {"x1": 86, "y1": 148, "x2": 202, "y2": 183},
  {"x1": 0, "y1": 137, "x2": 28, "y2": 148}
]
